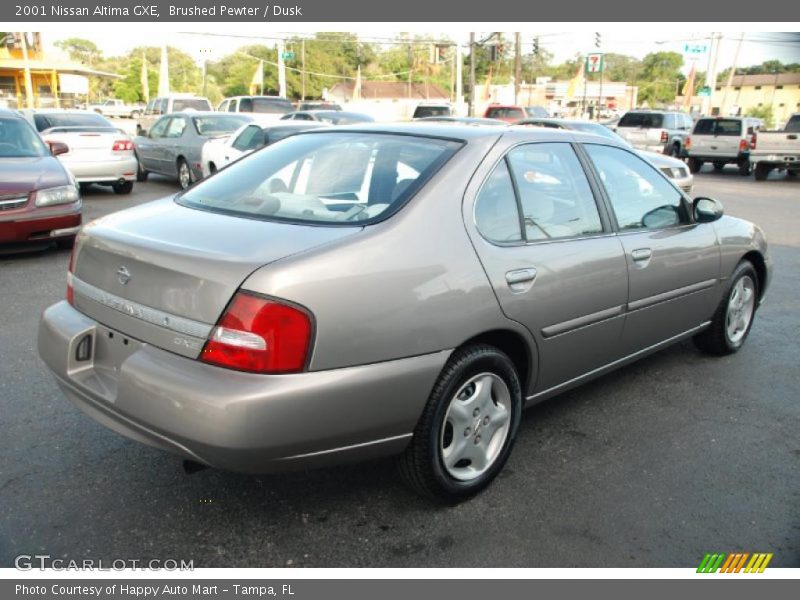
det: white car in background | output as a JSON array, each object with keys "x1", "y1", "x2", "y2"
[
  {"x1": 201, "y1": 118, "x2": 328, "y2": 178},
  {"x1": 23, "y1": 110, "x2": 137, "y2": 194}
]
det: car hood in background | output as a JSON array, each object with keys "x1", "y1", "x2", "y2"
[{"x1": 0, "y1": 156, "x2": 70, "y2": 195}]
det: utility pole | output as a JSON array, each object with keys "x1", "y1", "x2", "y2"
[
  {"x1": 19, "y1": 33, "x2": 34, "y2": 109},
  {"x1": 407, "y1": 41, "x2": 412, "y2": 99},
  {"x1": 514, "y1": 32, "x2": 521, "y2": 105},
  {"x1": 702, "y1": 32, "x2": 721, "y2": 115},
  {"x1": 301, "y1": 39, "x2": 306, "y2": 101},
  {"x1": 455, "y1": 40, "x2": 463, "y2": 113},
  {"x1": 720, "y1": 33, "x2": 744, "y2": 115},
  {"x1": 469, "y1": 32, "x2": 476, "y2": 117},
  {"x1": 277, "y1": 38, "x2": 287, "y2": 98}
]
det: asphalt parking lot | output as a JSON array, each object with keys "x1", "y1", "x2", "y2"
[{"x1": 1, "y1": 167, "x2": 798, "y2": 568}]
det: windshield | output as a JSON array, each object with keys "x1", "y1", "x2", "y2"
[
  {"x1": 177, "y1": 132, "x2": 461, "y2": 225},
  {"x1": 618, "y1": 112, "x2": 664, "y2": 128},
  {"x1": 172, "y1": 98, "x2": 212, "y2": 111},
  {"x1": 414, "y1": 106, "x2": 451, "y2": 119},
  {"x1": 0, "y1": 117, "x2": 49, "y2": 157},
  {"x1": 192, "y1": 115, "x2": 251, "y2": 136},
  {"x1": 32, "y1": 112, "x2": 114, "y2": 132}
]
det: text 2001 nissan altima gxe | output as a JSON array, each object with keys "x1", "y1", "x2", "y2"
[{"x1": 38, "y1": 124, "x2": 771, "y2": 501}]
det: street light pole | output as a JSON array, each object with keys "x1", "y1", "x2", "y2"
[{"x1": 514, "y1": 32, "x2": 521, "y2": 105}]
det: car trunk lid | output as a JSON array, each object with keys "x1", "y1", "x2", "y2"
[
  {"x1": 42, "y1": 127, "x2": 124, "y2": 161},
  {"x1": 71, "y1": 197, "x2": 361, "y2": 358}
]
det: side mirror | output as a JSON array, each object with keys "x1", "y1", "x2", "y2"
[
  {"x1": 49, "y1": 141, "x2": 69, "y2": 156},
  {"x1": 693, "y1": 197, "x2": 724, "y2": 223}
]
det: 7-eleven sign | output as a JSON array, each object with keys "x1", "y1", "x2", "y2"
[{"x1": 585, "y1": 53, "x2": 604, "y2": 74}]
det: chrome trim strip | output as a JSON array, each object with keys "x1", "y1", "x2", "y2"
[
  {"x1": 71, "y1": 275, "x2": 213, "y2": 339},
  {"x1": 527, "y1": 321, "x2": 711, "y2": 402},
  {"x1": 277, "y1": 433, "x2": 413, "y2": 461},
  {"x1": 627, "y1": 278, "x2": 717, "y2": 312},
  {"x1": 541, "y1": 304, "x2": 626, "y2": 338}
]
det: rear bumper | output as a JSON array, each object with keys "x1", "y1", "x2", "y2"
[
  {"x1": 61, "y1": 157, "x2": 138, "y2": 183},
  {"x1": 0, "y1": 204, "x2": 81, "y2": 244},
  {"x1": 631, "y1": 142, "x2": 666, "y2": 153},
  {"x1": 750, "y1": 153, "x2": 800, "y2": 169},
  {"x1": 38, "y1": 301, "x2": 449, "y2": 473}
]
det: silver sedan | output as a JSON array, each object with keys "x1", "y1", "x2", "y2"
[{"x1": 39, "y1": 124, "x2": 771, "y2": 501}]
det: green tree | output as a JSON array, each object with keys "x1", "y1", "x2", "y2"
[
  {"x1": 54, "y1": 37, "x2": 102, "y2": 66},
  {"x1": 637, "y1": 51, "x2": 684, "y2": 106},
  {"x1": 746, "y1": 105, "x2": 775, "y2": 128}
]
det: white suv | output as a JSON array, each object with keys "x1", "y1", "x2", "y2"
[{"x1": 686, "y1": 117, "x2": 762, "y2": 176}]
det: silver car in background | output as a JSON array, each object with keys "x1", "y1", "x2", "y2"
[
  {"x1": 39, "y1": 124, "x2": 771, "y2": 501},
  {"x1": 24, "y1": 110, "x2": 138, "y2": 195}
]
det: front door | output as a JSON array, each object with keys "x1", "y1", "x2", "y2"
[
  {"x1": 582, "y1": 143, "x2": 720, "y2": 355},
  {"x1": 466, "y1": 141, "x2": 629, "y2": 395}
]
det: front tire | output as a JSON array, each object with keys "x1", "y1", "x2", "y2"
[
  {"x1": 135, "y1": 154, "x2": 148, "y2": 182},
  {"x1": 694, "y1": 260, "x2": 759, "y2": 356},
  {"x1": 398, "y1": 344, "x2": 523, "y2": 502},
  {"x1": 688, "y1": 157, "x2": 703, "y2": 174}
]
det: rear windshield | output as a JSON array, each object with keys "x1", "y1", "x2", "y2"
[
  {"x1": 243, "y1": 98, "x2": 294, "y2": 114},
  {"x1": 486, "y1": 107, "x2": 525, "y2": 119},
  {"x1": 192, "y1": 115, "x2": 250, "y2": 136},
  {"x1": 177, "y1": 132, "x2": 462, "y2": 225},
  {"x1": 172, "y1": 98, "x2": 212, "y2": 112},
  {"x1": 313, "y1": 112, "x2": 374, "y2": 125},
  {"x1": 0, "y1": 117, "x2": 49, "y2": 157},
  {"x1": 525, "y1": 106, "x2": 549, "y2": 117},
  {"x1": 618, "y1": 113, "x2": 664, "y2": 128},
  {"x1": 413, "y1": 106, "x2": 451, "y2": 119},
  {"x1": 693, "y1": 118, "x2": 742, "y2": 136},
  {"x1": 32, "y1": 112, "x2": 114, "y2": 132}
]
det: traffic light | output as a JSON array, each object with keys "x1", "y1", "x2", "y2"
[
  {"x1": 595, "y1": 32, "x2": 601, "y2": 48},
  {"x1": 532, "y1": 37, "x2": 539, "y2": 55}
]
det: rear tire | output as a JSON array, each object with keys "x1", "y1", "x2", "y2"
[
  {"x1": 177, "y1": 158, "x2": 193, "y2": 190},
  {"x1": 754, "y1": 163, "x2": 771, "y2": 181},
  {"x1": 694, "y1": 260, "x2": 759, "y2": 356},
  {"x1": 688, "y1": 157, "x2": 703, "y2": 174},
  {"x1": 738, "y1": 159, "x2": 751, "y2": 176},
  {"x1": 398, "y1": 344, "x2": 523, "y2": 502},
  {"x1": 112, "y1": 180, "x2": 134, "y2": 195},
  {"x1": 209, "y1": 162, "x2": 218, "y2": 175},
  {"x1": 670, "y1": 143, "x2": 681, "y2": 158}
]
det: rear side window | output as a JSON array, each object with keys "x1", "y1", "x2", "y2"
[
  {"x1": 178, "y1": 132, "x2": 461, "y2": 225},
  {"x1": 32, "y1": 112, "x2": 113, "y2": 132},
  {"x1": 475, "y1": 143, "x2": 603, "y2": 243},
  {"x1": 618, "y1": 113, "x2": 664, "y2": 128},
  {"x1": 232, "y1": 125, "x2": 264, "y2": 152},
  {"x1": 474, "y1": 161, "x2": 523, "y2": 244},
  {"x1": 784, "y1": 115, "x2": 800, "y2": 133}
]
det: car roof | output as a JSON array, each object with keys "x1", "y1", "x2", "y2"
[
  {"x1": 169, "y1": 111, "x2": 236, "y2": 117},
  {"x1": 0, "y1": 109, "x2": 24, "y2": 119}
]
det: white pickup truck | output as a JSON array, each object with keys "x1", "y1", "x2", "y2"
[
  {"x1": 88, "y1": 99, "x2": 145, "y2": 119},
  {"x1": 750, "y1": 113, "x2": 800, "y2": 181}
]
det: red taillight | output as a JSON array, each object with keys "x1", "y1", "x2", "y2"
[
  {"x1": 684, "y1": 136, "x2": 692, "y2": 150},
  {"x1": 660, "y1": 130, "x2": 668, "y2": 143},
  {"x1": 750, "y1": 133, "x2": 757, "y2": 150},
  {"x1": 66, "y1": 246, "x2": 75, "y2": 305},
  {"x1": 739, "y1": 139, "x2": 748, "y2": 152},
  {"x1": 112, "y1": 140, "x2": 134, "y2": 152},
  {"x1": 200, "y1": 292, "x2": 313, "y2": 374}
]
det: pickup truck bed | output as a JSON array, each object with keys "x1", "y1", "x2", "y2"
[{"x1": 750, "y1": 113, "x2": 800, "y2": 181}]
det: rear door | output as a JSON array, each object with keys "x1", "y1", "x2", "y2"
[
  {"x1": 465, "y1": 140, "x2": 629, "y2": 395},
  {"x1": 161, "y1": 115, "x2": 188, "y2": 176},
  {"x1": 582, "y1": 143, "x2": 720, "y2": 354},
  {"x1": 136, "y1": 116, "x2": 170, "y2": 174}
]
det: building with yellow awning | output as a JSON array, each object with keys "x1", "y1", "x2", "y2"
[{"x1": 0, "y1": 32, "x2": 120, "y2": 109}]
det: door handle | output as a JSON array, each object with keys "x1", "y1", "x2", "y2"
[
  {"x1": 505, "y1": 268, "x2": 537, "y2": 292},
  {"x1": 631, "y1": 248, "x2": 652, "y2": 264}
]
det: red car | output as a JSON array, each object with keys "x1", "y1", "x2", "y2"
[
  {"x1": 0, "y1": 109, "x2": 81, "y2": 248},
  {"x1": 483, "y1": 104, "x2": 527, "y2": 123}
]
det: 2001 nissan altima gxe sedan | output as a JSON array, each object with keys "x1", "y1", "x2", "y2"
[{"x1": 38, "y1": 124, "x2": 772, "y2": 501}]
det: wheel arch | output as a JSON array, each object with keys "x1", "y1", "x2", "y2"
[
  {"x1": 457, "y1": 329, "x2": 535, "y2": 394},
  {"x1": 742, "y1": 250, "x2": 767, "y2": 303}
]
